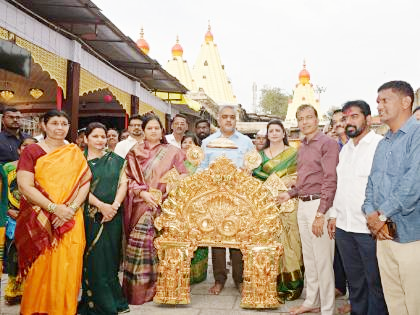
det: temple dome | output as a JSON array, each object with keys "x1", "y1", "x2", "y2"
[
  {"x1": 299, "y1": 61, "x2": 310, "y2": 85},
  {"x1": 205, "y1": 23, "x2": 213, "y2": 43},
  {"x1": 172, "y1": 36, "x2": 183, "y2": 57},
  {"x1": 136, "y1": 27, "x2": 149, "y2": 55}
]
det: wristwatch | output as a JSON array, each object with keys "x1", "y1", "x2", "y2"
[
  {"x1": 377, "y1": 211, "x2": 387, "y2": 222},
  {"x1": 315, "y1": 212, "x2": 325, "y2": 219}
]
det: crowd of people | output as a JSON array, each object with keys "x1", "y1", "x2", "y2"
[{"x1": 0, "y1": 80, "x2": 419, "y2": 315}]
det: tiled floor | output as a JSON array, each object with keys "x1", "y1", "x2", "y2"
[{"x1": 1, "y1": 264, "x2": 349, "y2": 315}]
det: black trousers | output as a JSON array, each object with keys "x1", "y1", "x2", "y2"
[{"x1": 336, "y1": 228, "x2": 388, "y2": 315}]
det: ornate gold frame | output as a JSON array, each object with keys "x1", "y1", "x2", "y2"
[{"x1": 154, "y1": 156, "x2": 283, "y2": 308}]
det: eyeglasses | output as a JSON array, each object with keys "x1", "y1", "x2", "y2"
[
  {"x1": 3, "y1": 115, "x2": 22, "y2": 120},
  {"x1": 48, "y1": 122, "x2": 69, "y2": 127}
]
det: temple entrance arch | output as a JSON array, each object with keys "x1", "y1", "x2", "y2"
[
  {"x1": 79, "y1": 88, "x2": 126, "y2": 131},
  {"x1": 154, "y1": 156, "x2": 284, "y2": 309}
]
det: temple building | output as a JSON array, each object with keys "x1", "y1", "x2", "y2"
[
  {"x1": 192, "y1": 24, "x2": 237, "y2": 106},
  {"x1": 165, "y1": 36, "x2": 196, "y2": 91},
  {"x1": 136, "y1": 27, "x2": 150, "y2": 55},
  {"x1": 284, "y1": 61, "x2": 320, "y2": 128}
]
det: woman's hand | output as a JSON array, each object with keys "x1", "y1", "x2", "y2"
[
  {"x1": 52, "y1": 204, "x2": 75, "y2": 228},
  {"x1": 139, "y1": 191, "x2": 158, "y2": 210},
  {"x1": 98, "y1": 202, "x2": 117, "y2": 223},
  {"x1": 7, "y1": 209, "x2": 19, "y2": 220}
]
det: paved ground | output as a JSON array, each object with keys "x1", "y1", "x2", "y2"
[{"x1": 1, "y1": 259, "x2": 349, "y2": 314}]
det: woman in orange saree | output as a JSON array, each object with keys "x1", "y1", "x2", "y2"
[{"x1": 15, "y1": 110, "x2": 91, "y2": 315}]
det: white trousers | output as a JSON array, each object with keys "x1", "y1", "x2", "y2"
[
  {"x1": 297, "y1": 199, "x2": 335, "y2": 315},
  {"x1": 377, "y1": 239, "x2": 420, "y2": 315}
]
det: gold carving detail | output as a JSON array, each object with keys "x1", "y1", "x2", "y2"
[
  {"x1": 80, "y1": 68, "x2": 131, "y2": 114},
  {"x1": 154, "y1": 156, "x2": 283, "y2": 308},
  {"x1": 243, "y1": 148, "x2": 263, "y2": 171},
  {"x1": 186, "y1": 146, "x2": 204, "y2": 166}
]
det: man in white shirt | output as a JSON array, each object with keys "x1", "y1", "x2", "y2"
[
  {"x1": 328, "y1": 100, "x2": 387, "y2": 315},
  {"x1": 114, "y1": 115, "x2": 144, "y2": 158},
  {"x1": 165, "y1": 114, "x2": 188, "y2": 148}
]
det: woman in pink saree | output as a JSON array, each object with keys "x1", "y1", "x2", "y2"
[{"x1": 122, "y1": 113, "x2": 187, "y2": 305}]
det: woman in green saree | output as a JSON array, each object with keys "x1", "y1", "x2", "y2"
[
  {"x1": 78, "y1": 122, "x2": 129, "y2": 315},
  {"x1": 253, "y1": 119, "x2": 304, "y2": 302},
  {"x1": 181, "y1": 132, "x2": 208, "y2": 284}
]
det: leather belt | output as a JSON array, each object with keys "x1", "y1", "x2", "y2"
[{"x1": 298, "y1": 194, "x2": 321, "y2": 202}]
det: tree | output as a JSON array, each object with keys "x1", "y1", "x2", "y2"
[{"x1": 257, "y1": 86, "x2": 290, "y2": 119}]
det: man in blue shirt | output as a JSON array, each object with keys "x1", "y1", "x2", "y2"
[
  {"x1": 0, "y1": 107, "x2": 30, "y2": 164},
  {"x1": 198, "y1": 105, "x2": 254, "y2": 295},
  {"x1": 363, "y1": 81, "x2": 420, "y2": 315}
]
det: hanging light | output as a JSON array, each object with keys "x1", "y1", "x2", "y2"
[
  {"x1": 0, "y1": 90, "x2": 14, "y2": 101},
  {"x1": 29, "y1": 88, "x2": 44, "y2": 99}
]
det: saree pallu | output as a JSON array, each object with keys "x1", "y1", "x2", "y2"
[
  {"x1": 123, "y1": 142, "x2": 187, "y2": 305},
  {"x1": 0, "y1": 164, "x2": 8, "y2": 276},
  {"x1": 253, "y1": 148, "x2": 304, "y2": 302},
  {"x1": 183, "y1": 160, "x2": 209, "y2": 284},
  {"x1": 78, "y1": 151, "x2": 128, "y2": 315},
  {"x1": 2, "y1": 162, "x2": 24, "y2": 303},
  {"x1": 15, "y1": 144, "x2": 90, "y2": 315}
]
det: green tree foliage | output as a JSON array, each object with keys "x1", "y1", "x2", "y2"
[{"x1": 258, "y1": 86, "x2": 290, "y2": 119}]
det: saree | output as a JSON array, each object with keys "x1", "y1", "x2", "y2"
[
  {"x1": 78, "y1": 151, "x2": 129, "y2": 315},
  {"x1": 123, "y1": 142, "x2": 187, "y2": 305},
  {"x1": 253, "y1": 147, "x2": 304, "y2": 302},
  {"x1": 2, "y1": 162, "x2": 24, "y2": 303},
  {"x1": 183, "y1": 159, "x2": 209, "y2": 284},
  {"x1": 0, "y1": 164, "x2": 7, "y2": 277},
  {"x1": 15, "y1": 143, "x2": 91, "y2": 315}
]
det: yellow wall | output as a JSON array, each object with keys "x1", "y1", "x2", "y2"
[{"x1": 139, "y1": 101, "x2": 166, "y2": 126}]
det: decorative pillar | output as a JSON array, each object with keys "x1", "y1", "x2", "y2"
[
  {"x1": 131, "y1": 95, "x2": 139, "y2": 116},
  {"x1": 56, "y1": 86, "x2": 63, "y2": 110},
  {"x1": 64, "y1": 61, "x2": 80, "y2": 142}
]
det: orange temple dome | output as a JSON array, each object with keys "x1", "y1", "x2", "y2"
[
  {"x1": 136, "y1": 27, "x2": 149, "y2": 55},
  {"x1": 299, "y1": 61, "x2": 310, "y2": 85},
  {"x1": 205, "y1": 23, "x2": 214, "y2": 43},
  {"x1": 172, "y1": 36, "x2": 183, "y2": 57}
]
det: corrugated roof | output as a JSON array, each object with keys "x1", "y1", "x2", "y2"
[{"x1": 9, "y1": 0, "x2": 188, "y2": 93}]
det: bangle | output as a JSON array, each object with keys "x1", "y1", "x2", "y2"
[
  {"x1": 68, "y1": 202, "x2": 79, "y2": 211},
  {"x1": 113, "y1": 201, "x2": 121, "y2": 208},
  {"x1": 47, "y1": 202, "x2": 57, "y2": 214}
]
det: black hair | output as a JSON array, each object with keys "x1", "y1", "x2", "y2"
[
  {"x1": 77, "y1": 128, "x2": 86, "y2": 136},
  {"x1": 85, "y1": 122, "x2": 107, "y2": 137},
  {"x1": 413, "y1": 107, "x2": 420, "y2": 115},
  {"x1": 107, "y1": 127, "x2": 119, "y2": 135},
  {"x1": 181, "y1": 132, "x2": 200, "y2": 146},
  {"x1": 141, "y1": 113, "x2": 168, "y2": 144},
  {"x1": 173, "y1": 113, "x2": 188, "y2": 122},
  {"x1": 128, "y1": 114, "x2": 143, "y2": 125},
  {"x1": 43, "y1": 110, "x2": 70, "y2": 124},
  {"x1": 378, "y1": 80, "x2": 414, "y2": 107},
  {"x1": 2, "y1": 107, "x2": 19, "y2": 115},
  {"x1": 332, "y1": 109, "x2": 342, "y2": 116},
  {"x1": 342, "y1": 100, "x2": 371, "y2": 117},
  {"x1": 296, "y1": 104, "x2": 318, "y2": 118},
  {"x1": 195, "y1": 119, "x2": 210, "y2": 128},
  {"x1": 19, "y1": 137, "x2": 38, "y2": 147},
  {"x1": 264, "y1": 119, "x2": 289, "y2": 149}
]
